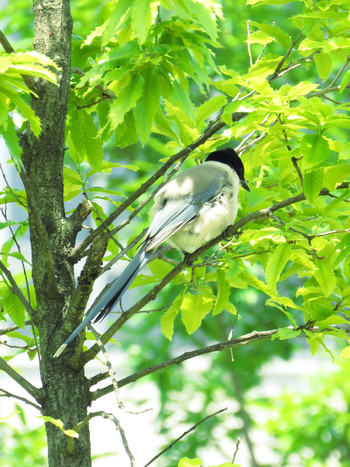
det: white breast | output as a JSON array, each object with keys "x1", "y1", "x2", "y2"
[{"x1": 166, "y1": 164, "x2": 240, "y2": 253}]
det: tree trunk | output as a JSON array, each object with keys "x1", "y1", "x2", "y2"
[{"x1": 21, "y1": 0, "x2": 92, "y2": 464}]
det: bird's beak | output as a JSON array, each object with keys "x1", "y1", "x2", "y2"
[{"x1": 241, "y1": 180, "x2": 250, "y2": 192}]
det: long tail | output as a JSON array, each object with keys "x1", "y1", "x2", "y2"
[{"x1": 53, "y1": 248, "x2": 151, "y2": 357}]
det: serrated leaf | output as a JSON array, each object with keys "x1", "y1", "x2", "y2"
[
  {"x1": 304, "y1": 169, "x2": 324, "y2": 205},
  {"x1": 306, "y1": 331, "x2": 325, "y2": 356},
  {"x1": 0, "y1": 87, "x2": 41, "y2": 137},
  {"x1": 68, "y1": 110, "x2": 103, "y2": 170},
  {"x1": 246, "y1": 30, "x2": 274, "y2": 45},
  {"x1": 301, "y1": 134, "x2": 330, "y2": 169},
  {"x1": 3, "y1": 287, "x2": 25, "y2": 328},
  {"x1": 110, "y1": 74, "x2": 144, "y2": 131},
  {"x1": 131, "y1": 0, "x2": 152, "y2": 45},
  {"x1": 314, "y1": 52, "x2": 332, "y2": 81},
  {"x1": 213, "y1": 269, "x2": 231, "y2": 316},
  {"x1": 194, "y1": 2, "x2": 218, "y2": 41},
  {"x1": 250, "y1": 22, "x2": 291, "y2": 49},
  {"x1": 1, "y1": 117, "x2": 22, "y2": 168},
  {"x1": 324, "y1": 165, "x2": 350, "y2": 191},
  {"x1": 194, "y1": 95, "x2": 227, "y2": 129},
  {"x1": 161, "y1": 294, "x2": 183, "y2": 340},
  {"x1": 314, "y1": 258, "x2": 336, "y2": 297},
  {"x1": 181, "y1": 289, "x2": 213, "y2": 334},
  {"x1": 134, "y1": 68, "x2": 161, "y2": 145},
  {"x1": 286, "y1": 81, "x2": 319, "y2": 99},
  {"x1": 265, "y1": 243, "x2": 291, "y2": 289},
  {"x1": 114, "y1": 110, "x2": 139, "y2": 148}
]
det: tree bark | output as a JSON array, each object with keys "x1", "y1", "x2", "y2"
[{"x1": 20, "y1": 0, "x2": 92, "y2": 464}]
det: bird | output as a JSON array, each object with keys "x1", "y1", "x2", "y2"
[{"x1": 53, "y1": 147, "x2": 249, "y2": 357}]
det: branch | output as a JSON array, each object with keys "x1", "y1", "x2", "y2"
[
  {"x1": 73, "y1": 411, "x2": 135, "y2": 467},
  {"x1": 268, "y1": 32, "x2": 303, "y2": 82},
  {"x1": 0, "y1": 357, "x2": 42, "y2": 402},
  {"x1": 0, "y1": 321, "x2": 32, "y2": 336},
  {"x1": 92, "y1": 328, "x2": 281, "y2": 400},
  {"x1": 91, "y1": 324, "x2": 349, "y2": 401},
  {"x1": 88, "y1": 325, "x2": 124, "y2": 408},
  {"x1": 0, "y1": 261, "x2": 36, "y2": 319},
  {"x1": 0, "y1": 388, "x2": 41, "y2": 410},
  {"x1": 144, "y1": 408, "x2": 227, "y2": 467}
]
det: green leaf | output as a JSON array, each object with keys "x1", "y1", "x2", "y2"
[
  {"x1": 301, "y1": 134, "x2": 330, "y2": 169},
  {"x1": 161, "y1": 294, "x2": 183, "y2": 340},
  {"x1": 178, "y1": 457, "x2": 202, "y2": 467},
  {"x1": 0, "y1": 410, "x2": 20, "y2": 423},
  {"x1": 114, "y1": 110, "x2": 139, "y2": 148},
  {"x1": 194, "y1": 2, "x2": 219, "y2": 41},
  {"x1": 68, "y1": 110, "x2": 103, "y2": 170},
  {"x1": 271, "y1": 327, "x2": 301, "y2": 341},
  {"x1": 213, "y1": 269, "x2": 232, "y2": 316},
  {"x1": 304, "y1": 169, "x2": 324, "y2": 205},
  {"x1": 1, "y1": 117, "x2": 22, "y2": 167},
  {"x1": 134, "y1": 68, "x2": 161, "y2": 144},
  {"x1": 0, "y1": 86, "x2": 41, "y2": 137},
  {"x1": 181, "y1": 289, "x2": 214, "y2": 334},
  {"x1": 110, "y1": 74, "x2": 144, "y2": 131},
  {"x1": 324, "y1": 165, "x2": 350, "y2": 191},
  {"x1": 194, "y1": 95, "x2": 227, "y2": 130},
  {"x1": 250, "y1": 22, "x2": 291, "y2": 49},
  {"x1": 39, "y1": 416, "x2": 79, "y2": 438},
  {"x1": 0, "y1": 55, "x2": 12, "y2": 73},
  {"x1": 341, "y1": 345, "x2": 350, "y2": 359},
  {"x1": 339, "y1": 69, "x2": 350, "y2": 94},
  {"x1": 314, "y1": 258, "x2": 336, "y2": 297},
  {"x1": 2, "y1": 286, "x2": 25, "y2": 328},
  {"x1": 286, "y1": 82, "x2": 319, "y2": 99},
  {"x1": 314, "y1": 52, "x2": 332, "y2": 81},
  {"x1": 131, "y1": 0, "x2": 152, "y2": 45},
  {"x1": 265, "y1": 243, "x2": 291, "y2": 289}
]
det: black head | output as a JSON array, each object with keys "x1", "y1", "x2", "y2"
[{"x1": 205, "y1": 148, "x2": 250, "y2": 191}]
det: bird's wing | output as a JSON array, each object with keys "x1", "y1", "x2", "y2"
[{"x1": 145, "y1": 173, "x2": 223, "y2": 251}]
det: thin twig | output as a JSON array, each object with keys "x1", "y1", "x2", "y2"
[
  {"x1": 91, "y1": 321, "x2": 349, "y2": 401},
  {"x1": 92, "y1": 329, "x2": 282, "y2": 400},
  {"x1": 88, "y1": 325, "x2": 124, "y2": 408},
  {"x1": 329, "y1": 56, "x2": 350, "y2": 88},
  {"x1": 232, "y1": 437, "x2": 241, "y2": 463},
  {"x1": 144, "y1": 408, "x2": 227, "y2": 467},
  {"x1": 74, "y1": 411, "x2": 135, "y2": 467},
  {"x1": 0, "y1": 388, "x2": 42, "y2": 411},
  {"x1": 0, "y1": 357, "x2": 42, "y2": 402},
  {"x1": 269, "y1": 32, "x2": 303, "y2": 82},
  {"x1": 247, "y1": 20, "x2": 253, "y2": 67}
]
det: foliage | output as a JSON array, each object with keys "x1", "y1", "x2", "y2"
[
  {"x1": 0, "y1": 406, "x2": 46, "y2": 466},
  {"x1": 252, "y1": 359, "x2": 350, "y2": 466},
  {"x1": 0, "y1": 0, "x2": 350, "y2": 465}
]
